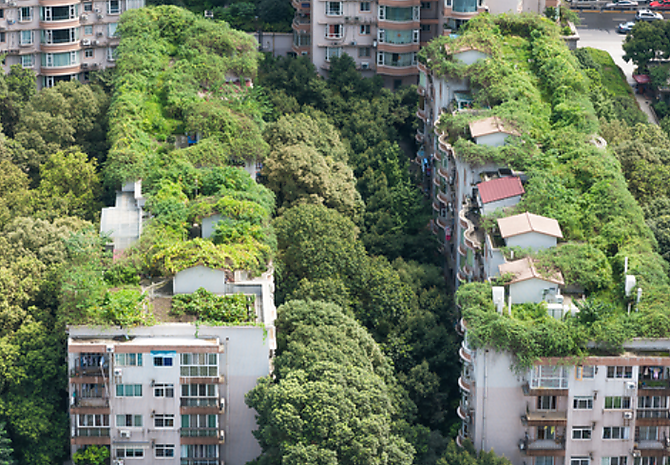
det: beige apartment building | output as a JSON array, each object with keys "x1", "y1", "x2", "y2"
[{"x1": 0, "y1": 0, "x2": 143, "y2": 88}]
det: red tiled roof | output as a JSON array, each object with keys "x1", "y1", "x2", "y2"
[{"x1": 478, "y1": 177, "x2": 524, "y2": 204}]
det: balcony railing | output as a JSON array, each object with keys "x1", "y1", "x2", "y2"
[
  {"x1": 521, "y1": 411, "x2": 567, "y2": 427},
  {"x1": 74, "y1": 397, "x2": 109, "y2": 408},
  {"x1": 70, "y1": 361, "x2": 109, "y2": 377},
  {"x1": 519, "y1": 437, "x2": 566, "y2": 456},
  {"x1": 180, "y1": 460, "x2": 220, "y2": 465},
  {"x1": 180, "y1": 428, "x2": 218, "y2": 437},
  {"x1": 181, "y1": 398, "x2": 218, "y2": 408},
  {"x1": 76, "y1": 428, "x2": 110, "y2": 437}
]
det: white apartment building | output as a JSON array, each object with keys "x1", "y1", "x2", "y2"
[
  {"x1": 0, "y1": 0, "x2": 144, "y2": 88},
  {"x1": 458, "y1": 295, "x2": 670, "y2": 465}
]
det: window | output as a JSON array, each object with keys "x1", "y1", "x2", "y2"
[
  {"x1": 153, "y1": 355, "x2": 174, "y2": 367},
  {"x1": 116, "y1": 384, "x2": 142, "y2": 397},
  {"x1": 108, "y1": 22, "x2": 118, "y2": 36},
  {"x1": 181, "y1": 445, "x2": 219, "y2": 459},
  {"x1": 116, "y1": 414, "x2": 142, "y2": 427},
  {"x1": 377, "y1": 51, "x2": 417, "y2": 67},
  {"x1": 607, "y1": 366, "x2": 633, "y2": 379},
  {"x1": 181, "y1": 414, "x2": 218, "y2": 429},
  {"x1": 21, "y1": 55, "x2": 33, "y2": 68},
  {"x1": 85, "y1": 49, "x2": 93, "y2": 58},
  {"x1": 84, "y1": 2, "x2": 93, "y2": 11},
  {"x1": 360, "y1": 24, "x2": 370, "y2": 34},
  {"x1": 602, "y1": 458, "x2": 627, "y2": 465},
  {"x1": 360, "y1": 1, "x2": 371, "y2": 11},
  {"x1": 108, "y1": 0, "x2": 120, "y2": 14},
  {"x1": 41, "y1": 5, "x2": 78, "y2": 21},
  {"x1": 180, "y1": 353, "x2": 218, "y2": 377},
  {"x1": 78, "y1": 383, "x2": 104, "y2": 398},
  {"x1": 573, "y1": 396, "x2": 593, "y2": 409},
  {"x1": 154, "y1": 383, "x2": 174, "y2": 398},
  {"x1": 603, "y1": 426, "x2": 629, "y2": 439},
  {"x1": 572, "y1": 458, "x2": 590, "y2": 465},
  {"x1": 537, "y1": 396, "x2": 557, "y2": 410},
  {"x1": 78, "y1": 414, "x2": 110, "y2": 427},
  {"x1": 181, "y1": 384, "x2": 217, "y2": 397},
  {"x1": 604, "y1": 396, "x2": 631, "y2": 409},
  {"x1": 634, "y1": 459, "x2": 656, "y2": 465},
  {"x1": 536, "y1": 459, "x2": 555, "y2": 465},
  {"x1": 537, "y1": 426, "x2": 555, "y2": 440},
  {"x1": 114, "y1": 353, "x2": 142, "y2": 366},
  {"x1": 638, "y1": 426, "x2": 658, "y2": 441},
  {"x1": 325, "y1": 24, "x2": 343, "y2": 39},
  {"x1": 0, "y1": 32, "x2": 4, "y2": 43},
  {"x1": 0, "y1": 9, "x2": 3, "y2": 19},
  {"x1": 421, "y1": 1, "x2": 430, "y2": 7},
  {"x1": 421, "y1": 24, "x2": 431, "y2": 31},
  {"x1": 639, "y1": 396, "x2": 667, "y2": 409},
  {"x1": 572, "y1": 426, "x2": 592, "y2": 440},
  {"x1": 155, "y1": 444, "x2": 175, "y2": 458},
  {"x1": 529, "y1": 365, "x2": 568, "y2": 389},
  {"x1": 359, "y1": 47, "x2": 371, "y2": 57},
  {"x1": 84, "y1": 25, "x2": 93, "y2": 35},
  {"x1": 326, "y1": 1, "x2": 342, "y2": 15},
  {"x1": 42, "y1": 51, "x2": 80, "y2": 67},
  {"x1": 575, "y1": 365, "x2": 596, "y2": 379},
  {"x1": 154, "y1": 414, "x2": 175, "y2": 428},
  {"x1": 20, "y1": 30, "x2": 33, "y2": 45},
  {"x1": 326, "y1": 47, "x2": 342, "y2": 61},
  {"x1": 116, "y1": 448, "x2": 144, "y2": 458},
  {"x1": 19, "y1": 7, "x2": 32, "y2": 22},
  {"x1": 107, "y1": 47, "x2": 117, "y2": 61}
]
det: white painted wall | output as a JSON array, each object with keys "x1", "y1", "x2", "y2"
[
  {"x1": 202, "y1": 214, "x2": 223, "y2": 239},
  {"x1": 173, "y1": 265, "x2": 226, "y2": 295},
  {"x1": 508, "y1": 277, "x2": 559, "y2": 304},
  {"x1": 481, "y1": 195, "x2": 522, "y2": 215},
  {"x1": 505, "y1": 231, "x2": 558, "y2": 251},
  {"x1": 475, "y1": 131, "x2": 509, "y2": 147},
  {"x1": 454, "y1": 49, "x2": 489, "y2": 65}
]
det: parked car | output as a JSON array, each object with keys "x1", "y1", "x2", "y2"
[
  {"x1": 605, "y1": 0, "x2": 639, "y2": 7},
  {"x1": 635, "y1": 8, "x2": 664, "y2": 18},
  {"x1": 650, "y1": 0, "x2": 670, "y2": 9},
  {"x1": 617, "y1": 20, "x2": 637, "y2": 32}
]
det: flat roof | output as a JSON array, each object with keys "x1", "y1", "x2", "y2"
[
  {"x1": 469, "y1": 116, "x2": 520, "y2": 138},
  {"x1": 497, "y1": 212, "x2": 563, "y2": 239},
  {"x1": 478, "y1": 176, "x2": 524, "y2": 204}
]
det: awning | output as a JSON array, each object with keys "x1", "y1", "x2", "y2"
[{"x1": 633, "y1": 74, "x2": 651, "y2": 84}]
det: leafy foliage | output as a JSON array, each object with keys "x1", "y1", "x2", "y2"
[{"x1": 171, "y1": 287, "x2": 256, "y2": 324}]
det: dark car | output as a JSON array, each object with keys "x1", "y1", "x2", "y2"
[{"x1": 617, "y1": 20, "x2": 636, "y2": 32}]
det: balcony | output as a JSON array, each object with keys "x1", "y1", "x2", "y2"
[
  {"x1": 521, "y1": 411, "x2": 567, "y2": 427},
  {"x1": 457, "y1": 402, "x2": 470, "y2": 421},
  {"x1": 180, "y1": 429, "x2": 225, "y2": 445},
  {"x1": 181, "y1": 428, "x2": 218, "y2": 438},
  {"x1": 378, "y1": 42, "x2": 420, "y2": 54},
  {"x1": 72, "y1": 397, "x2": 109, "y2": 409},
  {"x1": 71, "y1": 427, "x2": 111, "y2": 445},
  {"x1": 519, "y1": 437, "x2": 566, "y2": 456},
  {"x1": 376, "y1": 64, "x2": 419, "y2": 77},
  {"x1": 522, "y1": 381, "x2": 568, "y2": 397},
  {"x1": 459, "y1": 341, "x2": 472, "y2": 363},
  {"x1": 416, "y1": 129, "x2": 425, "y2": 143},
  {"x1": 417, "y1": 107, "x2": 427, "y2": 122},
  {"x1": 292, "y1": 17, "x2": 311, "y2": 32},
  {"x1": 41, "y1": 63, "x2": 83, "y2": 76},
  {"x1": 180, "y1": 459, "x2": 221, "y2": 465},
  {"x1": 436, "y1": 216, "x2": 449, "y2": 231},
  {"x1": 444, "y1": 3, "x2": 487, "y2": 19},
  {"x1": 70, "y1": 359, "x2": 109, "y2": 378},
  {"x1": 417, "y1": 84, "x2": 425, "y2": 96},
  {"x1": 635, "y1": 440, "x2": 670, "y2": 455},
  {"x1": 639, "y1": 379, "x2": 670, "y2": 396},
  {"x1": 458, "y1": 376, "x2": 471, "y2": 393},
  {"x1": 637, "y1": 410, "x2": 670, "y2": 426},
  {"x1": 291, "y1": 0, "x2": 310, "y2": 9},
  {"x1": 180, "y1": 398, "x2": 222, "y2": 415}
]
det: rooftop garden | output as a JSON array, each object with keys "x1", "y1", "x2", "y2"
[{"x1": 422, "y1": 14, "x2": 670, "y2": 365}]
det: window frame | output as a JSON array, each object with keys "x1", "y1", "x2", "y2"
[
  {"x1": 116, "y1": 447, "x2": 144, "y2": 458},
  {"x1": 155, "y1": 444, "x2": 175, "y2": 458},
  {"x1": 325, "y1": 1, "x2": 343, "y2": 16},
  {"x1": 325, "y1": 24, "x2": 343, "y2": 39},
  {"x1": 360, "y1": 24, "x2": 370, "y2": 35},
  {"x1": 154, "y1": 383, "x2": 175, "y2": 398},
  {"x1": 573, "y1": 396, "x2": 594, "y2": 410},
  {"x1": 602, "y1": 426, "x2": 630, "y2": 440},
  {"x1": 607, "y1": 366, "x2": 633, "y2": 379},
  {"x1": 572, "y1": 426, "x2": 592, "y2": 440},
  {"x1": 360, "y1": 1, "x2": 371, "y2": 11},
  {"x1": 116, "y1": 414, "x2": 142, "y2": 428},
  {"x1": 154, "y1": 414, "x2": 175, "y2": 429},
  {"x1": 115, "y1": 384, "x2": 142, "y2": 397},
  {"x1": 604, "y1": 396, "x2": 631, "y2": 409}
]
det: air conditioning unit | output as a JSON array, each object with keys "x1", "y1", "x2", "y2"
[
  {"x1": 626, "y1": 381, "x2": 636, "y2": 390},
  {"x1": 633, "y1": 451, "x2": 641, "y2": 458},
  {"x1": 220, "y1": 398, "x2": 226, "y2": 412},
  {"x1": 92, "y1": 40, "x2": 99, "y2": 45},
  {"x1": 81, "y1": 14, "x2": 88, "y2": 20},
  {"x1": 113, "y1": 368, "x2": 122, "y2": 376},
  {"x1": 119, "y1": 430, "x2": 131, "y2": 439},
  {"x1": 82, "y1": 39, "x2": 91, "y2": 46},
  {"x1": 623, "y1": 411, "x2": 633, "y2": 420},
  {"x1": 350, "y1": 41, "x2": 356, "y2": 46},
  {"x1": 106, "y1": 345, "x2": 114, "y2": 353},
  {"x1": 97, "y1": 13, "x2": 103, "y2": 19},
  {"x1": 94, "y1": 7, "x2": 101, "y2": 12},
  {"x1": 219, "y1": 375, "x2": 226, "y2": 384},
  {"x1": 219, "y1": 430, "x2": 225, "y2": 443},
  {"x1": 114, "y1": 461, "x2": 125, "y2": 465},
  {"x1": 96, "y1": 31, "x2": 103, "y2": 36},
  {"x1": 372, "y1": 40, "x2": 377, "y2": 47},
  {"x1": 8, "y1": 1, "x2": 16, "y2": 6},
  {"x1": 204, "y1": 10, "x2": 213, "y2": 18},
  {"x1": 7, "y1": 19, "x2": 15, "y2": 25},
  {"x1": 361, "y1": 61, "x2": 369, "y2": 69},
  {"x1": 81, "y1": 63, "x2": 88, "y2": 69}
]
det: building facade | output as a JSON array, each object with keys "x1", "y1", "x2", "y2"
[
  {"x1": 291, "y1": 0, "x2": 487, "y2": 87},
  {"x1": 0, "y1": 0, "x2": 144, "y2": 88}
]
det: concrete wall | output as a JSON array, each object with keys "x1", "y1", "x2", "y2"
[
  {"x1": 481, "y1": 195, "x2": 522, "y2": 215},
  {"x1": 505, "y1": 231, "x2": 557, "y2": 251},
  {"x1": 173, "y1": 265, "x2": 226, "y2": 295},
  {"x1": 454, "y1": 49, "x2": 489, "y2": 65},
  {"x1": 508, "y1": 277, "x2": 559, "y2": 304},
  {"x1": 475, "y1": 131, "x2": 509, "y2": 147},
  {"x1": 202, "y1": 214, "x2": 222, "y2": 240},
  {"x1": 251, "y1": 32, "x2": 293, "y2": 57}
]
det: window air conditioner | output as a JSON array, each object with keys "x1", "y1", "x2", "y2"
[
  {"x1": 361, "y1": 62, "x2": 369, "y2": 69},
  {"x1": 633, "y1": 451, "x2": 641, "y2": 458},
  {"x1": 106, "y1": 346, "x2": 114, "y2": 353},
  {"x1": 219, "y1": 375, "x2": 226, "y2": 384},
  {"x1": 220, "y1": 398, "x2": 226, "y2": 412},
  {"x1": 82, "y1": 39, "x2": 91, "y2": 46},
  {"x1": 219, "y1": 430, "x2": 225, "y2": 443},
  {"x1": 94, "y1": 7, "x2": 101, "y2": 12},
  {"x1": 626, "y1": 381, "x2": 636, "y2": 390},
  {"x1": 623, "y1": 411, "x2": 633, "y2": 420},
  {"x1": 97, "y1": 13, "x2": 103, "y2": 19},
  {"x1": 120, "y1": 430, "x2": 131, "y2": 439},
  {"x1": 81, "y1": 14, "x2": 88, "y2": 20},
  {"x1": 8, "y1": 1, "x2": 16, "y2": 6},
  {"x1": 81, "y1": 63, "x2": 88, "y2": 69},
  {"x1": 113, "y1": 368, "x2": 122, "y2": 376}
]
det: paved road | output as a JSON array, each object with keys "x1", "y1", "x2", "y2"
[{"x1": 576, "y1": 10, "x2": 638, "y2": 30}]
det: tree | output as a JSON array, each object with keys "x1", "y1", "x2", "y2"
[
  {"x1": 72, "y1": 445, "x2": 110, "y2": 465},
  {"x1": 0, "y1": 423, "x2": 15, "y2": 465},
  {"x1": 0, "y1": 65, "x2": 36, "y2": 139},
  {"x1": 623, "y1": 21, "x2": 670, "y2": 68},
  {"x1": 246, "y1": 300, "x2": 415, "y2": 465}
]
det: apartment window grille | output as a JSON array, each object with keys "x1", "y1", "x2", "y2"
[
  {"x1": 360, "y1": 24, "x2": 370, "y2": 34},
  {"x1": 115, "y1": 384, "x2": 142, "y2": 397},
  {"x1": 536, "y1": 458, "x2": 555, "y2": 465},
  {"x1": 603, "y1": 426, "x2": 630, "y2": 439},
  {"x1": 530, "y1": 365, "x2": 568, "y2": 389},
  {"x1": 572, "y1": 426, "x2": 592, "y2": 440},
  {"x1": 108, "y1": 0, "x2": 120, "y2": 14},
  {"x1": 637, "y1": 426, "x2": 658, "y2": 441},
  {"x1": 116, "y1": 414, "x2": 142, "y2": 427},
  {"x1": 602, "y1": 458, "x2": 627, "y2": 465},
  {"x1": 181, "y1": 384, "x2": 218, "y2": 397},
  {"x1": 537, "y1": 395, "x2": 557, "y2": 410},
  {"x1": 571, "y1": 458, "x2": 590, "y2": 465},
  {"x1": 20, "y1": 30, "x2": 33, "y2": 45},
  {"x1": 325, "y1": 47, "x2": 342, "y2": 61},
  {"x1": 78, "y1": 414, "x2": 110, "y2": 427},
  {"x1": 154, "y1": 383, "x2": 174, "y2": 398},
  {"x1": 21, "y1": 55, "x2": 33, "y2": 68},
  {"x1": 360, "y1": 1, "x2": 371, "y2": 11},
  {"x1": 181, "y1": 414, "x2": 217, "y2": 429},
  {"x1": 575, "y1": 365, "x2": 596, "y2": 379},
  {"x1": 84, "y1": 2, "x2": 93, "y2": 11},
  {"x1": 114, "y1": 353, "x2": 142, "y2": 366},
  {"x1": 116, "y1": 448, "x2": 144, "y2": 458},
  {"x1": 325, "y1": 2, "x2": 342, "y2": 16},
  {"x1": 639, "y1": 396, "x2": 667, "y2": 409},
  {"x1": 19, "y1": 7, "x2": 32, "y2": 22},
  {"x1": 607, "y1": 366, "x2": 633, "y2": 379},
  {"x1": 155, "y1": 444, "x2": 175, "y2": 458},
  {"x1": 604, "y1": 396, "x2": 631, "y2": 409},
  {"x1": 154, "y1": 414, "x2": 175, "y2": 428},
  {"x1": 181, "y1": 444, "x2": 219, "y2": 459},
  {"x1": 84, "y1": 25, "x2": 93, "y2": 35},
  {"x1": 325, "y1": 24, "x2": 343, "y2": 39},
  {"x1": 180, "y1": 353, "x2": 218, "y2": 377},
  {"x1": 79, "y1": 383, "x2": 104, "y2": 398},
  {"x1": 573, "y1": 396, "x2": 593, "y2": 409},
  {"x1": 358, "y1": 47, "x2": 371, "y2": 57}
]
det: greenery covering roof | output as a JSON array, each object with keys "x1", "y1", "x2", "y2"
[{"x1": 423, "y1": 14, "x2": 670, "y2": 365}]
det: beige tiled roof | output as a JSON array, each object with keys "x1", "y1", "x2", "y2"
[
  {"x1": 497, "y1": 212, "x2": 563, "y2": 239},
  {"x1": 498, "y1": 257, "x2": 564, "y2": 285},
  {"x1": 468, "y1": 116, "x2": 520, "y2": 138}
]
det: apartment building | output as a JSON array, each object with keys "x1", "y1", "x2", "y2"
[
  {"x1": 291, "y1": 0, "x2": 487, "y2": 87},
  {"x1": 0, "y1": 0, "x2": 144, "y2": 88},
  {"x1": 457, "y1": 284, "x2": 670, "y2": 465}
]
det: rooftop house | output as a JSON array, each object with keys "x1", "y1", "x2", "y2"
[
  {"x1": 476, "y1": 176, "x2": 525, "y2": 215},
  {"x1": 498, "y1": 256, "x2": 564, "y2": 304},
  {"x1": 469, "y1": 116, "x2": 520, "y2": 147},
  {"x1": 100, "y1": 180, "x2": 146, "y2": 256},
  {"x1": 497, "y1": 212, "x2": 563, "y2": 250}
]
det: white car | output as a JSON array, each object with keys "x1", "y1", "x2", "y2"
[
  {"x1": 635, "y1": 8, "x2": 664, "y2": 20},
  {"x1": 604, "y1": 0, "x2": 639, "y2": 7}
]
